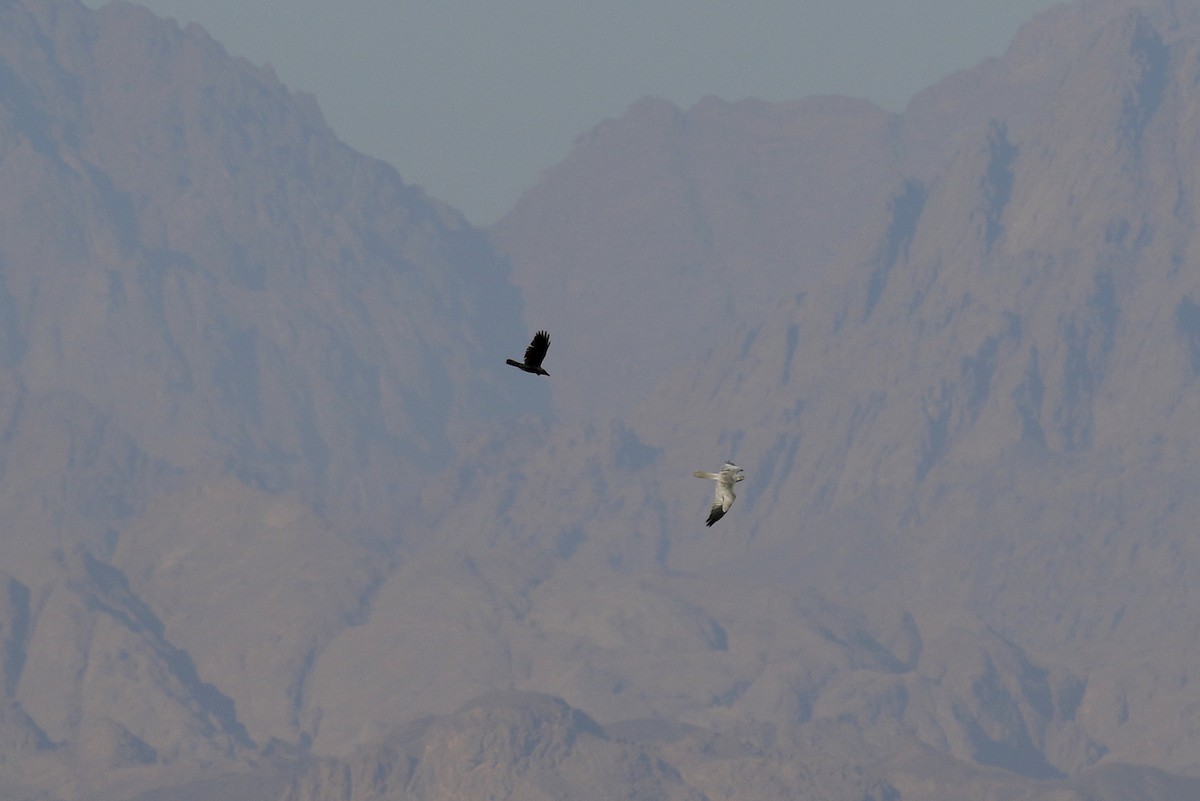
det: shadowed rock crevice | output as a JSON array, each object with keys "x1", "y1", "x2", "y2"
[
  {"x1": 68, "y1": 548, "x2": 255, "y2": 751},
  {"x1": 0, "y1": 574, "x2": 30, "y2": 699},
  {"x1": 1053, "y1": 270, "x2": 1119, "y2": 451},
  {"x1": 864, "y1": 179, "x2": 926, "y2": 321},
  {"x1": 980, "y1": 121, "x2": 1017, "y2": 250},
  {"x1": 1013, "y1": 346, "x2": 1047, "y2": 446},
  {"x1": 1174, "y1": 295, "x2": 1200, "y2": 375},
  {"x1": 1121, "y1": 13, "x2": 1170, "y2": 151}
]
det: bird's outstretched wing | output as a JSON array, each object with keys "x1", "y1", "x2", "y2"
[
  {"x1": 706, "y1": 483, "x2": 735, "y2": 526},
  {"x1": 524, "y1": 330, "x2": 550, "y2": 369}
]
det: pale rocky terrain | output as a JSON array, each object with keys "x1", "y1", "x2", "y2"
[{"x1": 0, "y1": 0, "x2": 1198, "y2": 799}]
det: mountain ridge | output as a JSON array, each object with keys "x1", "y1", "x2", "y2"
[
  {"x1": 2, "y1": 0, "x2": 1200, "y2": 799},
  {"x1": 0, "y1": 0, "x2": 538, "y2": 795}
]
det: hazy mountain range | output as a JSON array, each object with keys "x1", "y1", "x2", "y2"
[{"x1": 0, "y1": 0, "x2": 1199, "y2": 799}]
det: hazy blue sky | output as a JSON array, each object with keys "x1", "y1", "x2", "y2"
[{"x1": 84, "y1": 1, "x2": 1063, "y2": 225}]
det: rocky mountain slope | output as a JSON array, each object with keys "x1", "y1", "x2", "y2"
[
  {"x1": 489, "y1": 0, "x2": 1143, "y2": 424},
  {"x1": 280, "y1": 690, "x2": 1200, "y2": 801},
  {"x1": 0, "y1": 0, "x2": 535, "y2": 796},
  {"x1": 475, "y1": 0, "x2": 1200, "y2": 791},
  {"x1": 1, "y1": 0, "x2": 1200, "y2": 799},
  {"x1": 301, "y1": 1, "x2": 1200, "y2": 791}
]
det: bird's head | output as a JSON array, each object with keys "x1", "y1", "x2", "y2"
[{"x1": 538, "y1": 368, "x2": 550, "y2": 377}]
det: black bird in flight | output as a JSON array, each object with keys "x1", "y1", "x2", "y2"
[{"x1": 506, "y1": 330, "x2": 551, "y2": 376}]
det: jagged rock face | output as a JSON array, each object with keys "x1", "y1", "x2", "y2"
[
  {"x1": 624, "y1": 0, "x2": 1200, "y2": 664},
  {"x1": 733, "y1": 0, "x2": 1190, "y2": 652},
  {"x1": 282, "y1": 691, "x2": 702, "y2": 801},
  {"x1": 0, "y1": 0, "x2": 534, "y2": 530},
  {"x1": 481, "y1": 0, "x2": 1200, "y2": 786},
  {"x1": 491, "y1": 93, "x2": 903, "y2": 421},
  {"x1": 0, "y1": 0, "x2": 534, "y2": 796},
  {"x1": 283, "y1": 690, "x2": 1200, "y2": 801}
]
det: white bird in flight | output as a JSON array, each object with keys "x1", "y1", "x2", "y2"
[{"x1": 693, "y1": 462, "x2": 745, "y2": 526}]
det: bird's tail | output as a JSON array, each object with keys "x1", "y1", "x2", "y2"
[
  {"x1": 693, "y1": 471, "x2": 718, "y2": 479},
  {"x1": 505, "y1": 359, "x2": 522, "y2": 368}
]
